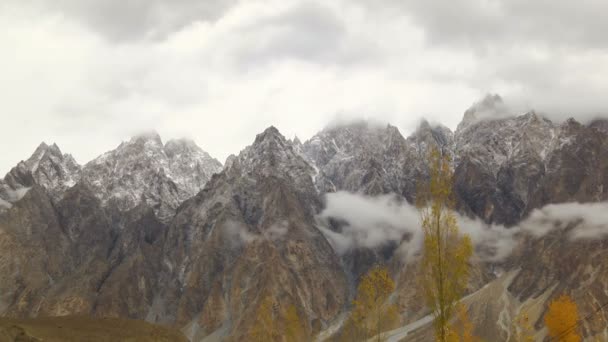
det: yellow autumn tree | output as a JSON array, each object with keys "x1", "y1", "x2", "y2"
[
  {"x1": 417, "y1": 147, "x2": 473, "y2": 342},
  {"x1": 511, "y1": 311, "x2": 534, "y2": 342},
  {"x1": 343, "y1": 266, "x2": 400, "y2": 341},
  {"x1": 284, "y1": 304, "x2": 309, "y2": 342},
  {"x1": 249, "y1": 296, "x2": 278, "y2": 342},
  {"x1": 544, "y1": 294, "x2": 581, "y2": 342},
  {"x1": 447, "y1": 303, "x2": 477, "y2": 342}
]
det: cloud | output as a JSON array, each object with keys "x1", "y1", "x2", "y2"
[
  {"x1": 2, "y1": 0, "x2": 608, "y2": 176},
  {"x1": 224, "y1": 221, "x2": 259, "y2": 245},
  {"x1": 317, "y1": 191, "x2": 518, "y2": 262},
  {"x1": 0, "y1": 187, "x2": 31, "y2": 203},
  {"x1": 0, "y1": 185, "x2": 31, "y2": 210},
  {"x1": 370, "y1": 0, "x2": 608, "y2": 50},
  {"x1": 519, "y1": 202, "x2": 608, "y2": 240},
  {"x1": 317, "y1": 192, "x2": 419, "y2": 255},
  {"x1": 11, "y1": 0, "x2": 239, "y2": 42},
  {"x1": 0, "y1": 198, "x2": 12, "y2": 210},
  {"x1": 223, "y1": 219, "x2": 289, "y2": 246},
  {"x1": 318, "y1": 192, "x2": 608, "y2": 263}
]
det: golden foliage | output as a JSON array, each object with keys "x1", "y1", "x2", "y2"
[
  {"x1": 511, "y1": 311, "x2": 534, "y2": 342},
  {"x1": 447, "y1": 303, "x2": 477, "y2": 342},
  {"x1": 284, "y1": 304, "x2": 308, "y2": 342},
  {"x1": 544, "y1": 294, "x2": 581, "y2": 342},
  {"x1": 417, "y1": 148, "x2": 474, "y2": 342},
  {"x1": 342, "y1": 266, "x2": 400, "y2": 341},
  {"x1": 249, "y1": 296, "x2": 278, "y2": 342}
]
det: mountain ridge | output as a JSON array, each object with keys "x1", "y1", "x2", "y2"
[{"x1": 2, "y1": 99, "x2": 608, "y2": 340}]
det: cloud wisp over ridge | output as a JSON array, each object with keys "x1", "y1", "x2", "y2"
[{"x1": 318, "y1": 191, "x2": 608, "y2": 263}]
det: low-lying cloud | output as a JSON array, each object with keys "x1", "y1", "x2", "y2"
[
  {"x1": 520, "y1": 202, "x2": 608, "y2": 240},
  {"x1": 0, "y1": 186, "x2": 31, "y2": 203},
  {"x1": 224, "y1": 219, "x2": 290, "y2": 246},
  {"x1": 318, "y1": 191, "x2": 608, "y2": 263}
]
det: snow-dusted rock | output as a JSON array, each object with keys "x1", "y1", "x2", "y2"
[
  {"x1": 82, "y1": 131, "x2": 222, "y2": 221},
  {"x1": 1, "y1": 142, "x2": 81, "y2": 203}
]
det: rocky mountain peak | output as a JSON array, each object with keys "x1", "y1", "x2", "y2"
[
  {"x1": 253, "y1": 125, "x2": 285, "y2": 145},
  {"x1": 24, "y1": 142, "x2": 67, "y2": 170},
  {"x1": 234, "y1": 126, "x2": 314, "y2": 188},
  {"x1": 456, "y1": 94, "x2": 507, "y2": 133},
  {"x1": 2, "y1": 142, "x2": 81, "y2": 202},
  {"x1": 588, "y1": 118, "x2": 608, "y2": 134},
  {"x1": 409, "y1": 119, "x2": 454, "y2": 152},
  {"x1": 82, "y1": 133, "x2": 222, "y2": 221},
  {"x1": 292, "y1": 135, "x2": 302, "y2": 146},
  {"x1": 128, "y1": 130, "x2": 163, "y2": 147},
  {"x1": 561, "y1": 117, "x2": 582, "y2": 130}
]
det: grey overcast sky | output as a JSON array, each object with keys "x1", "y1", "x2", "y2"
[{"x1": 2, "y1": 0, "x2": 608, "y2": 174}]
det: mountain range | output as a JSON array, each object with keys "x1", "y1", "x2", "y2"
[{"x1": 1, "y1": 95, "x2": 608, "y2": 341}]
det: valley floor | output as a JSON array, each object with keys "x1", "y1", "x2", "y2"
[{"x1": 0, "y1": 316, "x2": 188, "y2": 342}]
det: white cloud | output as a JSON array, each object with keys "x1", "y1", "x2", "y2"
[
  {"x1": 223, "y1": 219, "x2": 289, "y2": 246},
  {"x1": 317, "y1": 192, "x2": 419, "y2": 253},
  {"x1": 0, "y1": 198, "x2": 12, "y2": 209},
  {"x1": 318, "y1": 192, "x2": 608, "y2": 263},
  {"x1": 519, "y1": 202, "x2": 608, "y2": 240},
  {"x1": 317, "y1": 191, "x2": 517, "y2": 262},
  {"x1": 1, "y1": 0, "x2": 608, "y2": 175}
]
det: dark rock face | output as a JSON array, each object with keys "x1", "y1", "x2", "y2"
[
  {"x1": 532, "y1": 119, "x2": 608, "y2": 205},
  {"x1": 0, "y1": 179, "x2": 167, "y2": 319},
  {"x1": 0, "y1": 185, "x2": 71, "y2": 316}
]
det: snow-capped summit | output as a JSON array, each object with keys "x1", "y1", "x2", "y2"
[
  {"x1": 302, "y1": 121, "x2": 427, "y2": 198},
  {"x1": 1, "y1": 142, "x2": 81, "y2": 202},
  {"x1": 82, "y1": 132, "x2": 222, "y2": 221},
  {"x1": 230, "y1": 126, "x2": 315, "y2": 190}
]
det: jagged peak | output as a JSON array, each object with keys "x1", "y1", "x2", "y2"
[
  {"x1": 22, "y1": 141, "x2": 68, "y2": 171},
  {"x1": 129, "y1": 130, "x2": 163, "y2": 147},
  {"x1": 254, "y1": 126, "x2": 286, "y2": 145},
  {"x1": 588, "y1": 118, "x2": 608, "y2": 134},
  {"x1": 412, "y1": 119, "x2": 452, "y2": 137},
  {"x1": 417, "y1": 118, "x2": 432, "y2": 131},
  {"x1": 516, "y1": 111, "x2": 554, "y2": 127},
  {"x1": 478, "y1": 93, "x2": 503, "y2": 107},
  {"x1": 32, "y1": 141, "x2": 61, "y2": 156},
  {"x1": 292, "y1": 135, "x2": 302, "y2": 146},
  {"x1": 457, "y1": 93, "x2": 509, "y2": 132},
  {"x1": 561, "y1": 117, "x2": 582, "y2": 130}
]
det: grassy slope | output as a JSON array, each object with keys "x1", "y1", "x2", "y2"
[{"x1": 0, "y1": 316, "x2": 188, "y2": 342}]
